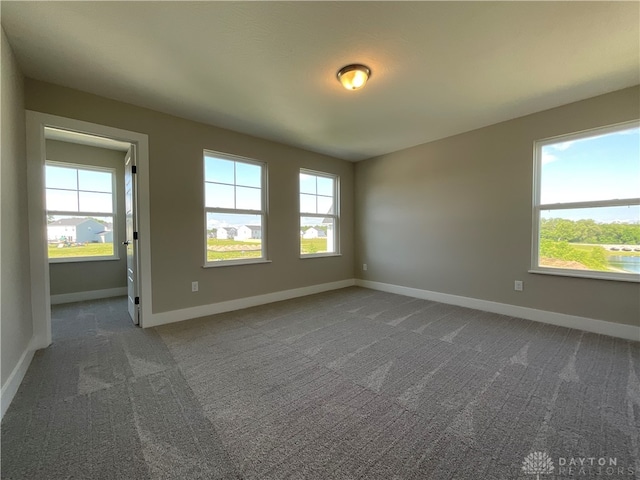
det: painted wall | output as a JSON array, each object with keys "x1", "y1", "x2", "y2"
[
  {"x1": 46, "y1": 140, "x2": 127, "y2": 296},
  {"x1": 1, "y1": 29, "x2": 33, "y2": 385},
  {"x1": 355, "y1": 86, "x2": 640, "y2": 328},
  {"x1": 25, "y1": 80, "x2": 355, "y2": 314}
]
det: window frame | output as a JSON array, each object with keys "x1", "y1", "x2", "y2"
[
  {"x1": 530, "y1": 120, "x2": 640, "y2": 282},
  {"x1": 45, "y1": 161, "x2": 119, "y2": 263},
  {"x1": 299, "y1": 168, "x2": 340, "y2": 258},
  {"x1": 203, "y1": 150, "x2": 269, "y2": 267}
]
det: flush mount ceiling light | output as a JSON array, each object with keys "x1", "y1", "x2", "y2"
[{"x1": 337, "y1": 64, "x2": 371, "y2": 91}]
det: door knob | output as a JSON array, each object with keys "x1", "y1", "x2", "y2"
[{"x1": 122, "y1": 240, "x2": 131, "y2": 245}]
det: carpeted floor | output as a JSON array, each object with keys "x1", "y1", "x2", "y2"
[{"x1": 2, "y1": 287, "x2": 639, "y2": 479}]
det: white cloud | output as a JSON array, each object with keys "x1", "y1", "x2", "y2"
[
  {"x1": 550, "y1": 140, "x2": 575, "y2": 151},
  {"x1": 541, "y1": 152, "x2": 557, "y2": 165}
]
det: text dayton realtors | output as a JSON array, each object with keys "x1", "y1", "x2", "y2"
[{"x1": 556, "y1": 457, "x2": 635, "y2": 476}]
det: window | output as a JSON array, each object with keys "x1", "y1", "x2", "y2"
[
  {"x1": 532, "y1": 121, "x2": 640, "y2": 281},
  {"x1": 204, "y1": 151, "x2": 267, "y2": 265},
  {"x1": 300, "y1": 170, "x2": 339, "y2": 256},
  {"x1": 45, "y1": 163, "x2": 117, "y2": 262}
]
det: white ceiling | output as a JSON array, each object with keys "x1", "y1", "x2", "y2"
[{"x1": 2, "y1": 2, "x2": 639, "y2": 161}]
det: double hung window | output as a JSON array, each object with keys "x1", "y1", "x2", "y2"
[
  {"x1": 532, "y1": 121, "x2": 640, "y2": 281},
  {"x1": 204, "y1": 151, "x2": 267, "y2": 265}
]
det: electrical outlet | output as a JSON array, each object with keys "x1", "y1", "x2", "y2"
[
  {"x1": 192, "y1": 281, "x2": 199, "y2": 292},
  {"x1": 363, "y1": 263, "x2": 368, "y2": 271},
  {"x1": 514, "y1": 280, "x2": 523, "y2": 292}
]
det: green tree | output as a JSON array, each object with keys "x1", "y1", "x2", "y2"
[
  {"x1": 540, "y1": 239, "x2": 609, "y2": 271},
  {"x1": 541, "y1": 217, "x2": 640, "y2": 245}
]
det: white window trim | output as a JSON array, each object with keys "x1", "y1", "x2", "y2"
[
  {"x1": 45, "y1": 161, "x2": 119, "y2": 263},
  {"x1": 203, "y1": 150, "x2": 268, "y2": 267},
  {"x1": 530, "y1": 120, "x2": 640, "y2": 282},
  {"x1": 299, "y1": 168, "x2": 340, "y2": 258}
]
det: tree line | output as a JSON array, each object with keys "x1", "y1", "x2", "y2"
[{"x1": 540, "y1": 218, "x2": 640, "y2": 245}]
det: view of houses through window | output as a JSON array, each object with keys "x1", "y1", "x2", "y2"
[
  {"x1": 300, "y1": 170, "x2": 339, "y2": 256},
  {"x1": 45, "y1": 163, "x2": 117, "y2": 261},
  {"x1": 533, "y1": 121, "x2": 640, "y2": 280},
  {"x1": 204, "y1": 152, "x2": 266, "y2": 264}
]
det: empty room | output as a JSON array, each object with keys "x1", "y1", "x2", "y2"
[{"x1": 1, "y1": 2, "x2": 639, "y2": 479}]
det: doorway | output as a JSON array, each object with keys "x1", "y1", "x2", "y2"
[
  {"x1": 44, "y1": 128, "x2": 139, "y2": 325},
  {"x1": 26, "y1": 112, "x2": 151, "y2": 348}
]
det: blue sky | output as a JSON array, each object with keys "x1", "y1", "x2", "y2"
[
  {"x1": 46, "y1": 165, "x2": 113, "y2": 213},
  {"x1": 204, "y1": 159, "x2": 335, "y2": 228},
  {"x1": 540, "y1": 125, "x2": 639, "y2": 223},
  {"x1": 205, "y1": 156, "x2": 262, "y2": 211}
]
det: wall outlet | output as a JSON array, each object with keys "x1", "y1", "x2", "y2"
[
  {"x1": 363, "y1": 263, "x2": 368, "y2": 271},
  {"x1": 191, "y1": 281, "x2": 199, "y2": 292},
  {"x1": 514, "y1": 280, "x2": 523, "y2": 291}
]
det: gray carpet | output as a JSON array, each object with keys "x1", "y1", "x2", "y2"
[{"x1": 2, "y1": 287, "x2": 639, "y2": 479}]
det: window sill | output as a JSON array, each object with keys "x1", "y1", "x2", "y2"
[
  {"x1": 203, "y1": 259, "x2": 272, "y2": 268},
  {"x1": 528, "y1": 268, "x2": 640, "y2": 283},
  {"x1": 300, "y1": 253, "x2": 342, "y2": 259},
  {"x1": 49, "y1": 256, "x2": 120, "y2": 264}
]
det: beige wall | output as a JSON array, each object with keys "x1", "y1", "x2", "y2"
[
  {"x1": 355, "y1": 86, "x2": 640, "y2": 327},
  {"x1": 1, "y1": 30, "x2": 33, "y2": 385},
  {"x1": 25, "y1": 79, "x2": 355, "y2": 314},
  {"x1": 46, "y1": 140, "x2": 127, "y2": 296}
]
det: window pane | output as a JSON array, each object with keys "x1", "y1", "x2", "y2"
[
  {"x1": 317, "y1": 196, "x2": 334, "y2": 215},
  {"x1": 206, "y1": 212, "x2": 263, "y2": 262},
  {"x1": 47, "y1": 215, "x2": 115, "y2": 259},
  {"x1": 46, "y1": 165, "x2": 77, "y2": 190},
  {"x1": 205, "y1": 157, "x2": 235, "y2": 184},
  {"x1": 78, "y1": 169, "x2": 112, "y2": 193},
  {"x1": 236, "y1": 162, "x2": 261, "y2": 188},
  {"x1": 540, "y1": 126, "x2": 640, "y2": 204},
  {"x1": 236, "y1": 186, "x2": 261, "y2": 210},
  {"x1": 317, "y1": 176, "x2": 334, "y2": 196},
  {"x1": 539, "y1": 206, "x2": 640, "y2": 273},
  {"x1": 46, "y1": 189, "x2": 78, "y2": 211},
  {"x1": 206, "y1": 183, "x2": 234, "y2": 209},
  {"x1": 79, "y1": 192, "x2": 113, "y2": 213},
  {"x1": 300, "y1": 173, "x2": 316, "y2": 194},
  {"x1": 300, "y1": 194, "x2": 316, "y2": 214},
  {"x1": 300, "y1": 216, "x2": 335, "y2": 254}
]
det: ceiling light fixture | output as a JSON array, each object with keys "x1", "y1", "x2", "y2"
[{"x1": 337, "y1": 64, "x2": 371, "y2": 91}]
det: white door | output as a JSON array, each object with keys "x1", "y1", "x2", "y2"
[{"x1": 124, "y1": 147, "x2": 139, "y2": 325}]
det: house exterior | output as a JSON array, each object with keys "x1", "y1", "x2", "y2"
[
  {"x1": 47, "y1": 218, "x2": 111, "y2": 243},
  {"x1": 96, "y1": 231, "x2": 114, "y2": 243},
  {"x1": 302, "y1": 227, "x2": 318, "y2": 239},
  {"x1": 302, "y1": 227, "x2": 326, "y2": 239},
  {"x1": 235, "y1": 225, "x2": 261, "y2": 240},
  {"x1": 216, "y1": 227, "x2": 237, "y2": 240}
]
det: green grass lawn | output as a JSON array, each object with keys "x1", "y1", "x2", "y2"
[
  {"x1": 205, "y1": 237, "x2": 330, "y2": 260},
  {"x1": 49, "y1": 237, "x2": 336, "y2": 261},
  {"x1": 300, "y1": 238, "x2": 328, "y2": 255},
  {"x1": 207, "y1": 251, "x2": 262, "y2": 261},
  {"x1": 206, "y1": 238, "x2": 262, "y2": 261},
  {"x1": 48, "y1": 243, "x2": 114, "y2": 259}
]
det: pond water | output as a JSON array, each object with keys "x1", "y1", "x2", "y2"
[{"x1": 608, "y1": 255, "x2": 640, "y2": 274}]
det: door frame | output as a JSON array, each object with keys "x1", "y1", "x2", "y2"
[{"x1": 26, "y1": 111, "x2": 152, "y2": 348}]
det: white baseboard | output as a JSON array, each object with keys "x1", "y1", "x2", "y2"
[
  {"x1": 146, "y1": 279, "x2": 356, "y2": 328},
  {"x1": 50, "y1": 287, "x2": 127, "y2": 305},
  {"x1": 356, "y1": 279, "x2": 639, "y2": 341},
  {"x1": 1, "y1": 337, "x2": 37, "y2": 420}
]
